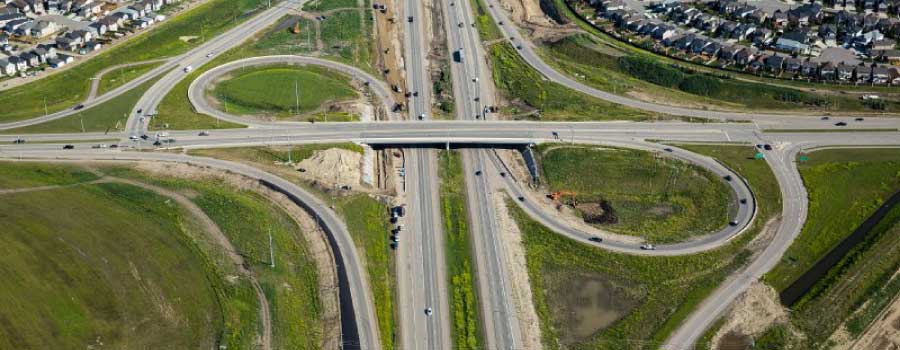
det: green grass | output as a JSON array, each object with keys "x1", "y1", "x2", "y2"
[
  {"x1": 512, "y1": 144, "x2": 781, "y2": 349},
  {"x1": 213, "y1": 65, "x2": 358, "y2": 118},
  {"x1": 154, "y1": 11, "x2": 376, "y2": 130},
  {"x1": 0, "y1": 162, "x2": 99, "y2": 188},
  {"x1": 470, "y1": 0, "x2": 503, "y2": 41},
  {"x1": 488, "y1": 42, "x2": 666, "y2": 121},
  {"x1": 0, "y1": 0, "x2": 271, "y2": 122},
  {"x1": 334, "y1": 194, "x2": 396, "y2": 350},
  {"x1": 537, "y1": 145, "x2": 733, "y2": 243},
  {"x1": 439, "y1": 151, "x2": 482, "y2": 349},
  {"x1": 764, "y1": 148, "x2": 900, "y2": 292},
  {"x1": 109, "y1": 172, "x2": 327, "y2": 349},
  {"x1": 97, "y1": 61, "x2": 164, "y2": 95},
  {"x1": 302, "y1": 0, "x2": 360, "y2": 12},
  {"x1": 0, "y1": 166, "x2": 258, "y2": 349},
  {"x1": 5, "y1": 72, "x2": 166, "y2": 134}
]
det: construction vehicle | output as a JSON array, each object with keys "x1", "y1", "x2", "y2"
[{"x1": 547, "y1": 191, "x2": 578, "y2": 206}]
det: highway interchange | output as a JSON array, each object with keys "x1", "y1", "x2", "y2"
[{"x1": 2, "y1": 0, "x2": 900, "y2": 349}]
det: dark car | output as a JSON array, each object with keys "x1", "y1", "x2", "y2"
[
  {"x1": 835, "y1": 122, "x2": 847, "y2": 126},
  {"x1": 153, "y1": 141, "x2": 162, "y2": 146},
  {"x1": 855, "y1": 117, "x2": 865, "y2": 121},
  {"x1": 740, "y1": 198, "x2": 747, "y2": 204},
  {"x1": 62, "y1": 144, "x2": 75, "y2": 149},
  {"x1": 140, "y1": 134, "x2": 149, "y2": 140},
  {"x1": 407, "y1": 16, "x2": 413, "y2": 22},
  {"x1": 474, "y1": 170, "x2": 482, "y2": 176},
  {"x1": 763, "y1": 144, "x2": 772, "y2": 150},
  {"x1": 588, "y1": 237, "x2": 603, "y2": 243},
  {"x1": 499, "y1": 172, "x2": 507, "y2": 177},
  {"x1": 517, "y1": 196, "x2": 525, "y2": 202},
  {"x1": 664, "y1": 148, "x2": 673, "y2": 152},
  {"x1": 729, "y1": 220, "x2": 739, "y2": 226},
  {"x1": 821, "y1": 116, "x2": 829, "y2": 120},
  {"x1": 724, "y1": 175, "x2": 733, "y2": 181},
  {"x1": 12, "y1": 138, "x2": 25, "y2": 144},
  {"x1": 73, "y1": 104, "x2": 84, "y2": 110}
]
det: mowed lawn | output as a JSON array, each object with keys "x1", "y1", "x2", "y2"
[
  {"x1": 538, "y1": 145, "x2": 732, "y2": 242},
  {"x1": 213, "y1": 66, "x2": 358, "y2": 117},
  {"x1": 765, "y1": 148, "x2": 900, "y2": 291},
  {"x1": 0, "y1": 181, "x2": 227, "y2": 349}
]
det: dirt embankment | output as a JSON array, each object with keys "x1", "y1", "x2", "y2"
[
  {"x1": 498, "y1": 0, "x2": 581, "y2": 42},
  {"x1": 296, "y1": 148, "x2": 363, "y2": 189}
]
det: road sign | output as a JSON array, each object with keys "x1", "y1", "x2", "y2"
[
  {"x1": 754, "y1": 152, "x2": 765, "y2": 159},
  {"x1": 799, "y1": 155, "x2": 809, "y2": 162}
]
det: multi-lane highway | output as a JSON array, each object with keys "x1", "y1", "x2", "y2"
[
  {"x1": 398, "y1": 0, "x2": 453, "y2": 348},
  {"x1": 1, "y1": 0, "x2": 899, "y2": 349}
]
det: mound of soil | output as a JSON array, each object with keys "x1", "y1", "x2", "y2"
[{"x1": 577, "y1": 200, "x2": 618, "y2": 224}]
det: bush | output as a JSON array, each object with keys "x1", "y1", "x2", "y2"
[
  {"x1": 678, "y1": 75, "x2": 721, "y2": 96},
  {"x1": 617, "y1": 56, "x2": 684, "y2": 87}
]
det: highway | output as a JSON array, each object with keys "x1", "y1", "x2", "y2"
[
  {"x1": 397, "y1": 0, "x2": 452, "y2": 348},
  {"x1": 443, "y1": 0, "x2": 522, "y2": 347},
  {"x1": 0, "y1": 0, "x2": 898, "y2": 347}
]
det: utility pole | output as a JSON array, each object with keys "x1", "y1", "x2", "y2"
[
  {"x1": 80, "y1": 114, "x2": 85, "y2": 133},
  {"x1": 268, "y1": 228, "x2": 275, "y2": 269},
  {"x1": 294, "y1": 79, "x2": 300, "y2": 114},
  {"x1": 43, "y1": 98, "x2": 48, "y2": 117}
]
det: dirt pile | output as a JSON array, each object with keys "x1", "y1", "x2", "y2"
[
  {"x1": 710, "y1": 282, "x2": 789, "y2": 349},
  {"x1": 296, "y1": 148, "x2": 362, "y2": 187},
  {"x1": 576, "y1": 200, "x2": 618, "y2": 224}
]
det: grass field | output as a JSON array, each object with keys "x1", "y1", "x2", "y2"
[
  {"x1": 334, "y1": 194, "x2": 397, "y2": 350},
  {"x1": 97, "y1": 62, "x2": 164, "y2": 95},
  {"x1": 302, "y1": 0, "x2": 360, "y2": 12},
  {"x1": 513, "y1": 144, "x2": 780, "y2": 349},
  {"x1": 537, "y1": 145, "x2": 733, "y2": 242},
  {"x1": 488, "y1": 42, "x2": 666, "y2": 121},
  {"x1": 0, "y1": 162, "x2": 98, "y2": 188},
  {"x1": 104, "y1": 170, "x2": 328, "y2": 349},
  {"x1": 439, "y1": 151, "x2": 482, "y2": 349},
  {"x1": 5, "y1": 72, "x2": 166, "y2": 134},
  {"x1": 765, "y1": 148, "x2": 900, "y2": 291},
  {"x1": 212, "y1": 65, "x2": 359, "y2": 118},
  {"x1": 189, "y1": 143, "x2": 364, "y2": 165},
  {"x1": 153, "y1": 11, "x2": 376, "y2": 130},
  {"x1": 0, "y1": 163, "x2": 259, "y2": 349},
  {"x1": 470, "y1": 0, "x2": 503, "y2": 41},
  {"x1": 0, "y1": 0, "x2": 271, "y2": 123}
]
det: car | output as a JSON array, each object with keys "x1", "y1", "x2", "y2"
[
  {"x1": 517, "y1": 196, "x2": 525, "y2": 202},
  {"x1": 424, "y1": 308, "x2": 433, "y2": 316},
  {"x1": 183, "y1": 66, "x2": 193, "y2": 73},
  {"x1": 12, "y1": 138, "x2": 25, "y2": 144},
  {"x1": 153, "y1": 141, "x2": 162, "y2": 146},
  {"x1": 458, "y1": 22, "x2": 463, "y2": 27},
  {"x1": 418, "y1": 113, "x2": 425, "y2": 120},
  {"x1": 729, "y1": 220, "x2": 739, "y2": 226},
  {"x1": 206, "y1": 52, "x2": 214, "y2": 58},
  {"x1": 723, "y1": 175, "x2": 733, "y2": 181},
  {"x1": 739, "y1": 198, "x2": 747, "y2": 204},
  {"x1": 588, "y1": 237, "x2": 603, "y2": 243},
  {"x1": 407, "y1": 16, "x2": 413, "y2": 22},
  {"x1": 499, "y1": 172, "x2": 507, "y2": 177},
  {"x1": 137, "y1": 108, "x2": 143, "y2": 114},
  {"x1": 391, "y1": 235, "x2": 399, "y2": 243},
  {"x1": 474, "y1": 170, "x2": 482, "y2": 176},
  {"x1": 855, "y1": 117, "x2": 865, "y2": 121},
  {"x1": 516, "y1": 45, "x2": 523, "y2": 50},
  {"x1": 396, "y1": 225, "x2": 403, "y2": 232},
  {"x1": 109, "y1": 144, "x2": 119, "y2": 149},
  {"x1": 472, "y1": 77, "x2": 479, "y2": 82},
  {"x1": 835, "y1": 121, "x2": 847, "y2": 126},
  {"x1": 140, "y1": 134, "x2": 149, "y2": 140},
  {"x1": 821, "y1": 116, "x2": 830, "y2": 120},
  {"x1": 664, "y1": 148, "x2": 673, "y2": 152},
  {"x1": 198, "y1": 131, "x2": 210, "y2": 136},
  {"x1": 130, "y1": 135, "x2": 139, "y2": 141},
  {"x1": 73, "y1": 104, "x2": 84, "y2": 110},
  {"x1": 640, "y1": 244, "x2": 656, "y2": 250},
  {"x1": 390, "y1": 242, "x2": 398, "y2": 250},
  {"x1": 62, "y1": 144, "x2": 74, "y2": 149},
  {"x1": 412, "y1": 91, "x2": 419, "y2": 97},
  {"x1": 755, "y1": 144, "x2": 762, "y2": 149},
  {"x1": 763, "y1": 144, "x2": 773, "y2": 150}
]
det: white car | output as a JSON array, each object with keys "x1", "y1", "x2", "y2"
[
  {"x1": 183, "y1": 65, "x2": 193, "y2": 73},
  {"x1": 640, "y1": 244, "x2": 656, "y2": 251},
  {"x1": 424, "y1": 308, "x2": 433, "y2": 316},
  {"x1": 206, "y1": 52, "x2": 214, "y2": 58}
]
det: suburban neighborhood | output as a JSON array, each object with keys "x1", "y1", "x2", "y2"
[
  {"x1": 579, "y1": 0, "x2": 900, "y2": 84},
  {"x1": 0, "y1": 0, "x2": 175, "y2": 78}
]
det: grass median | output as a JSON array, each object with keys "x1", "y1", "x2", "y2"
[
  {"x1": 97, "y1": 61, "x2": 164, "y2": 95},
  {"x1": 512, "y1": 144, "x2": 780, "y2": 349},
  {"x1": 439, "y1": 150, "x2": 482, "y2": 349}
]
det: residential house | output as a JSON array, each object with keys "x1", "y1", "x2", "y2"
[
  {"x1": 765, "y1": 55, "x2": 786, "y2": 72},
  {"x1": 836, "y1": 63, "x2": 855, "y2": 81},
  {"x1": 785, "y1": 57, "x2": 803, "y2": 73},
  {"x1": 47, "y1": 57, "x2": 64, "y2": 68},
  {"x1": 775, "y1": 31, "x2": 810, "y2": 54},
  {"x1": 29, "y1": 20, "x2": 56, "y2": 37},
  {"x1": 801, "y1": 60, "x2": 819, "y2": 77},
  {"x1": 97, "y1": 16, "x2": 119, "y2": 31},
  {"x1": 88, "y1": 21, "x2": 106, "y2": 36},
  {"x1": 819, "y1": 62, "x2": 836, "y2": 80},
  {"x1": 19, "y1": 51, "x2": 38, "y2": 66},
  {"x1": 734, "y1": 47, "x2": 756, "y2": 65},
  {"x1": 7, "y1": 55, "x2": 26, "y2": 71},
  {"x1": 0, "y1": 58, "x2": 16, "y2": 76},
  {"x1": 871, "y1": 66, "x2": 891, "y2": 84}
]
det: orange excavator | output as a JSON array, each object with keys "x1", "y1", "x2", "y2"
[{"x1": 548, "y1": 191, "x2": 578, "y2": 206}]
